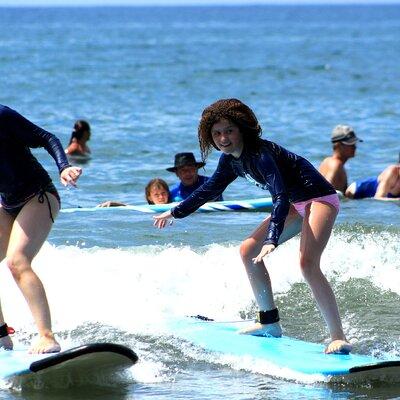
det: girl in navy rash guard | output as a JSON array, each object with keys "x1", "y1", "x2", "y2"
[
  {"x1": 0, "y1": 105, "x2": 82, "y2": 354},
  {"x1": 154, "y1": 99, "x2": 352, "y2": 355}
]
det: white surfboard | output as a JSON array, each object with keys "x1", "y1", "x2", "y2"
[{"x1": 61, "y1": 197, "x2": 274, "y2": 214}]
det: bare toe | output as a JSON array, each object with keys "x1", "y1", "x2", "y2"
[
  {"x1": 29, "y1": 335, "x2": 61, "y2": 354},
  {"x1": 325, "y1": 340, "x2": 352, "y2": 354}
]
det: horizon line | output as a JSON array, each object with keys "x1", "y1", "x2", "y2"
[{"x1": 1, "y1": 0, "x2": 400, "y2": 7}]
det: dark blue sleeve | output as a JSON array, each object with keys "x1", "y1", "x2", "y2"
[
  {"x1": 257, "y1": 151, "x2": 291, "y2": 246},
  {"x1": 202, "y1": 176, "x2": 223, "y2": 201},
  {"x1": 171, "y1": 155, "x2": 237, "y2": 218},
  {"x1": 2, "y1": 106, "x2": 71, "y2": 173}
]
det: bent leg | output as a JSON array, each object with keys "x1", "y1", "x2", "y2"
[
  {"x1": 300, "y1": 201, "x2": 351, "y2": 354},
  {"x1": 0, "y1": 207, "x2": 15, "y2": 350},
  {"x1": 239, "y1": 206, "x2": 302, "y2": 336},
  {"x1": 6, "y1": 193, "x2": 61, "y2": 354}
]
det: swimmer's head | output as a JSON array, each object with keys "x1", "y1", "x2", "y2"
[
  {"x1": 145, "y1": 178, "x2": 170, "y2": 205},
  {"x1": 71, "y1": 120, "x2": 91, "y2": 142},
  {"x1": 331, "y1": 125, "x2": 362, "y2": 146}
]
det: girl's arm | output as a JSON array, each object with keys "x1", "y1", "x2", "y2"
[
  {"x1": 2, "y1": 106, "x2": 70, "y2": 173},
  {"x1": 171, "y1": 154, "x2": 237, "y2": 219},
  {"x1": 153, "y1": 155, "x2": 237, "y2": 228},
  {"x1": 1, "y1": 106, "x2": 82, "y2": 186},
  {"x1": 257, "y1": 152, "x2": 291, "y2": 247}
]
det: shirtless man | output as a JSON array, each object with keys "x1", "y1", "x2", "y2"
[{"x1": 319, "y1": 125, "x2": 362, "y2": 194}]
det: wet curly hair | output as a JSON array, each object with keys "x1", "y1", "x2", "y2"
[{"x1": 198, "y1": 98, "x2": 263, "y2": 162}]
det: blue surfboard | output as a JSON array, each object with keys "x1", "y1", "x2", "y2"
[
  {"x1": 168, "y1": 317, "x2": 400, "y2": 383},
  {"x1": 0, "y1": 343, "x2": 138, "y2": 388},
  {"x1": 61, "y1": 197, "x2": 274, "y2": 214}
]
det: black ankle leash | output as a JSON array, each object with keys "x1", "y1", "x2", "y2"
[
  {"x1": 0, "y1": 323, "x2": 15, "y2": 338},
  {"x1": 256, "y1": 308, "x2": 280, "y2": 325}
]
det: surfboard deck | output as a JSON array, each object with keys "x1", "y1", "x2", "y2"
[
  {"x1": 0, "y1": 342, "x2": 138, "y2": 388},
  {"x1": 61, "y1": 197, "x2": 274, "y2": 214},
  {"x1": 168, "y1": 317, "x2": 400, "y2": 383}
]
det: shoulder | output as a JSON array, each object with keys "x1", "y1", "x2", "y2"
[
  {"x1": 218, "y1": 153, "x2": 231, "y2": 163},
  {"x1": 214, "y1": 153, "x2": 235, "y2": 169},
  {"x1": 0, "y1": 104, "x2": 15, "y2": 122},
  {"x1": 379, "y1": 164, "x2": 399, "y2": 179},
  {"x1": 65, "y1": 142, "x2": 80, "y2": 154},
  {"x1": 257, "y1": 140, "x2": 293, "y2": 161},
  {"x1": 255, "y1": 142, "x2": 279, "y2": 164},
  {"x1": 169, "y1": 183, "x2": 181, "y2": 193},
  {"x1": 321, "y1": 156, "x2": 344, "y2": 168},
  {"x1": 0, "y1": 105, "x2": 22, "y2": 138}
]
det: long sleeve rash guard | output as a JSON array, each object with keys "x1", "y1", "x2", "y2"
[
  {"x1": 0, "y1": 105, "x2": 70, "y2": 204},
  {"x1": 171, "y1": 140, "x2": 336, "y2": 246}
]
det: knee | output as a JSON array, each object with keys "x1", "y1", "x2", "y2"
[
  {"x1": 239, "y1": 239, "x2": 257, "y2": 262},
  {"x1": 6, "y1": 255, "x2": 30, "y2": 280},
  {"x1": 299, "y1": 254, "x2": 320, "y2": 279}
]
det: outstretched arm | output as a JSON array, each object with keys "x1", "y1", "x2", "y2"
[
  {"x1": 169, "y1": 154, "x2": 237, "y2": 219},
  {"x1": 152, "y1": 155, "x2": 236, "y2": 229}
]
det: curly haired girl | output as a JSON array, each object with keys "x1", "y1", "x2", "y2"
[{"x1": 154, "y1": 98, "x2": 351, "y2": 354}]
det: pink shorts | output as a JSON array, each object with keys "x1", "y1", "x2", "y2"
[{"x1": 293, "y1": 193, "x2": 340, "y2": 217}]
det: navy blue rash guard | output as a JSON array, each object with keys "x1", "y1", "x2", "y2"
[
  {"x1": 0, "y1": 105, "x2": 70, "y2": 205},
  {"x1": 171, "y1": 140, "x2": 336, "y2": 246}
]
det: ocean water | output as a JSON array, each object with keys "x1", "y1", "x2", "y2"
[{"x1": 0, "y1": 4, "x2": 399, "y2": 399}]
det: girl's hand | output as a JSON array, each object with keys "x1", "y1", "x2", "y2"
[
  {"x1": 153, "y1": 210, "x2": 173, "y2": 229},
  {"x1": 252, "y1": 244, "x2": 276, "y2": 264},
  {"x1": 61, "y1": 166, "x2": 82, "y2": 187}
]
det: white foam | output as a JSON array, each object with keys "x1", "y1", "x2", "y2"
[{"x1": 0, "y1": 229, "x2": 398, "y2": 335}]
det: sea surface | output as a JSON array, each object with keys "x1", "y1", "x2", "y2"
[{"x1": 0, "y1": 4, "x2": 399, "y2": 399}]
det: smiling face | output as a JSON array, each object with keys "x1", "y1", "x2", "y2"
[
  {"x1": 148, "y1": 185, "x2": 169, "y2": 204},
  {"x1": 176, "y1": 165, "x2": 199, "y2": 186},
  {"x1": 211, "y1": 119, "x2": 244, "y2": 158}
]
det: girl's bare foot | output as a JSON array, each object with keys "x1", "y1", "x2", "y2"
[
  {"x1": 325, "y1": 339, "x2": 352, "y2": 354},
  {"x1": 239, "y1": 321, "x2": 282, "y2": 337},
  {"x1": 29, "y1": 333, "x2": 61, "y2": 354},
  {"x1": 0, "y1": 335, "x2": 13, "y2": 350}
]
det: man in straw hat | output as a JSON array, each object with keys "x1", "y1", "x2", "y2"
[{"x1": 167, "y1": 152, "x2": 223, "y2": 202}]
